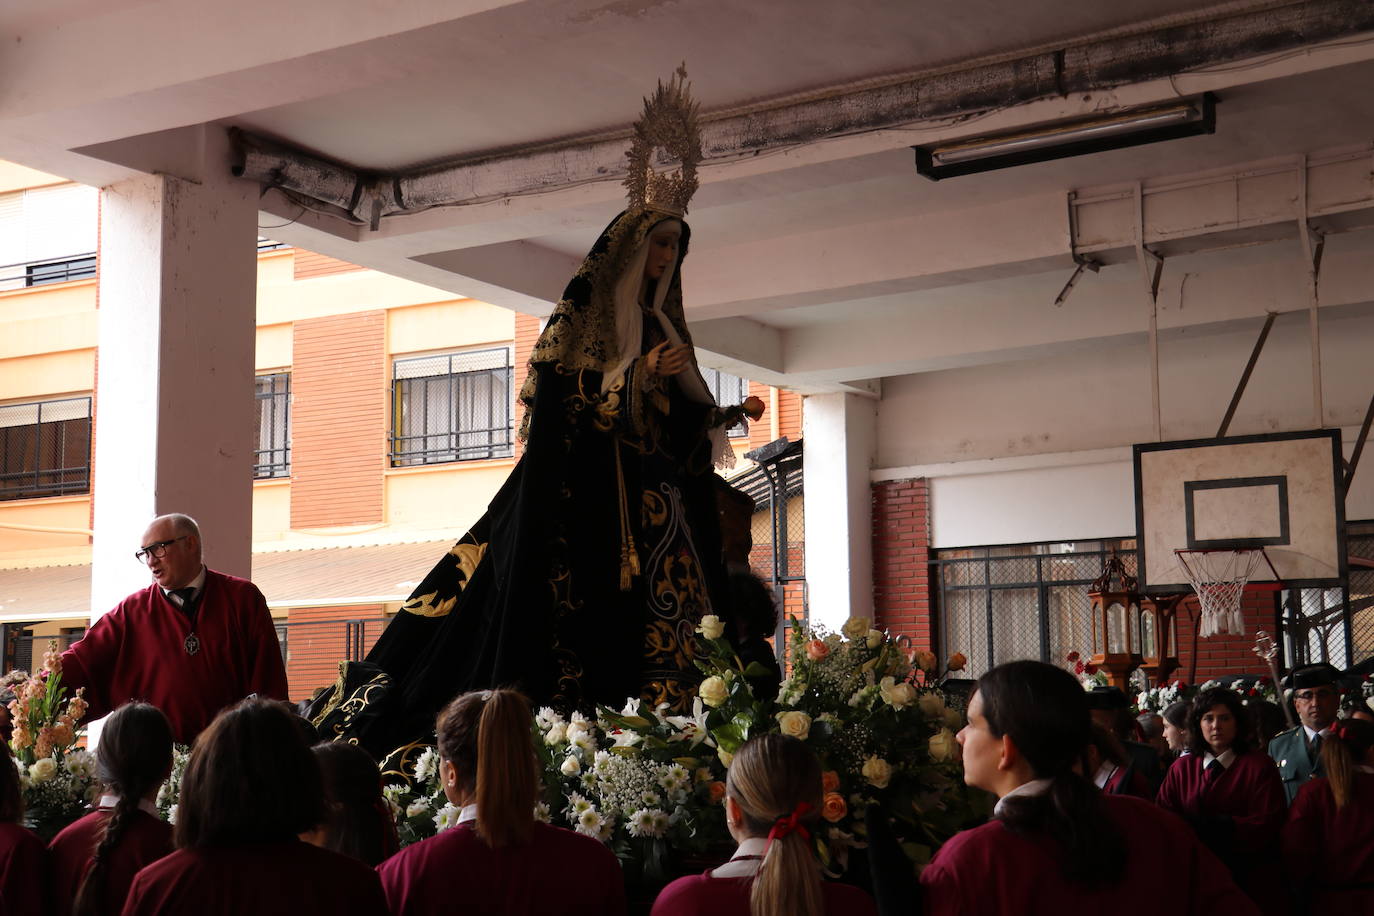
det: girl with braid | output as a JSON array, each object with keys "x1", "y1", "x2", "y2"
[{"x1": 49, "y1": 702, "x2": 174, "y2": 916}]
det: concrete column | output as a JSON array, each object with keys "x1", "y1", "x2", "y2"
[
  {"x1": 90, "y1": 126, "x2": 258, "y2": 617},
  {"x1": 802, "y1": 392, "x2": 877, "y2": 631}
]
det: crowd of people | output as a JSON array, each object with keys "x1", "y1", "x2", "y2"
[{"x1": 1, "y1": 659, "x2": 1370, "y2": 915}]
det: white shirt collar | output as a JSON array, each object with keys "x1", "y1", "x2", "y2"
[
  {"x1": 162, "y1": 566, "x2": 207, "y2": 604},
  {"x1": 993, "y1": 777, "x2": 1054, "y2": 817},
  {"x1": 1202, "y1": 748, "x2": 1236, "y2": 769},
  {"x1": 1302, "y1": 724, "x2": 1332, "y2": 742},
  {"x1": 457, "y1": 803, "x2": 478, "y2": 826},
  {"x1": 711, "y1": 837, "x2": 768, "y2": 878},
  {"x1": 98, "y1": 794, "x2": 160, "y2": 817},
  {"x1": 1092, "y1": 761, "x2": 1118, "y2": 790}
]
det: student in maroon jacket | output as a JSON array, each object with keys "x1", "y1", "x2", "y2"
[
  {"x1": 1282, "y1": 717, "x2": 1374, "y2": 911},
  {"x1": 121, "y1": 698, "x2": 386, "y2": 916},
  {"x1": 60, "y1": 514, "x2": 288, "y2": 744},
  {"x1": 1156, "y1": 686, "x2": 1288, "y2": 916},
  {"x1": 49, "y1": 702, "x2": 174, "y2": 916},
  {"x1": 920, "y1": 661, "x2": 1258, "y2": 916},
  {"x1": 0, "y1": 741, "x2": 46, "y2": 915},
  {"x1": 377, "y1": 689, "x2": 626, "y2": 916}
]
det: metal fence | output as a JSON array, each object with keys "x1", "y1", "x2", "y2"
[
  {"x1": 0, "y1": 253, "x2": 97, "y2": 288},
  {"x1": 0, "y1": 396, "x2": 92, "y2": 501},
  {"x1": 732, "y1": 439, "x2": 806, "y2": 647},
  {"x1": 937, "y1": 539, "x2": 1137, "y2": 679},
  {"x1": 1283, "y1": 520, "x2": 1374, "y2": 670},
  {"x1": 254, "y1": 372, "x2": 291, "y2": 478}
]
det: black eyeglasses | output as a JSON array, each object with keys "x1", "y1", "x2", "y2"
[
  {"x1": 1293, "y1": 689, "x2": 1336, "y2": 702},
  {"x1": 134, "y1": 535, "x2": 190, "y2": 563}
]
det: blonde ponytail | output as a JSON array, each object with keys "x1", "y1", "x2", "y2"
[
  {"x1": 436, "y1": 688, "x2": 538, "y2": 848},
  {"x1": 727, "y1": 735, "x2": 825, "y2": 916}
]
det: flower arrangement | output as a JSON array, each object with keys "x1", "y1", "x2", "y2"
[
  {"x1": 155, "y1": 744, "x2": 192, "y2": 823},
  {"x1": 1065, "y1": 651, "x2": 1107, "y2": 690},
  {"x1": 696, "y1": 615, "x2": 982, "y2": 875},
  {"x1": 5, "y1": 641, "x2": 95, "y2": 838},
  {"x1": 1136, "y1": 680, "x2": 1191, "y2": 714}
]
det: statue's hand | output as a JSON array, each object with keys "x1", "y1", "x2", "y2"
[{"x1": 646, "y1": 341, "x2": 692, "y2": 377}]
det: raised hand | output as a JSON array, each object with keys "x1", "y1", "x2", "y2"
[{"x1": 645, "y1": 341, "x2": 692, "y2": 377}]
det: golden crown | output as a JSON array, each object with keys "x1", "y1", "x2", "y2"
[{"x1": 624, "y1": 64, "x2": 702, "y2": 217}]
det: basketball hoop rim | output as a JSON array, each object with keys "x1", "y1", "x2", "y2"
[{"x1": 1174, "y1": 547, "x2": 1286, "y2": 590}]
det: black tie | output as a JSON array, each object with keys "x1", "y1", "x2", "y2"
[
  {"x1": 1310, "y1": 733, "x2": 1324, "y2": 759},
  {"x1": 1205, "y1": 759, "x2": 1223, "y2": 782},
  {"x1": 172, "y1": 587, "x2": 197, "y2": 610}
]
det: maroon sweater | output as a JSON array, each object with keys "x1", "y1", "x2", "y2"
[
  {"x1": 62, "y1": 570, "x2": 288, "y2": 743},
  {"x1": 1156, "y1": 749, "x2": 1287, "y2": 916},
  {"x1": 0, "y1": 822, "x2": 47, "y2": 916},
  {"x1": 49, "y1": 808, "x2": 172, "y2": 916},
  {"x1": 1282, "y1": 771, "x2": 1374, "y2": 911}
]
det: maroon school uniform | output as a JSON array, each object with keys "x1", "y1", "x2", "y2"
[
  {"x1": 62, "y1": 570, "x2": 288, "y2": 743},
  {"x1": 49, "y1": 807, "x2": 172, "y2": 916},
  {"x1": 0, "y1": 821, "x2": 47, "y2": 916},
  {"x1": 1103, "y1": 764, "x2": 1152, "y2": 800},
  {"x1": 122, "y1": 839, "x2": 385, "y2": 915},
  {"x1": 651, "y1": 872, "x2": 877, "y2": 915},
  {"x1": 1282, "y1": 771, "x2": 1374, "y2": 911},
  {"x1": 920, "y1": 794, "x2": 1258, "y2": 916},
  {"x1": 1155, "y1": 749, "x2": 1287, "y2": 916},
  {"x1": 377, "y1": 821, "x2": 625, "y2": 916}
]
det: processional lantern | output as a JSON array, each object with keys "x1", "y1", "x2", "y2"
[
  {"x1": 1137, "y1": 593, "x2": 1182, "y2": 687},
  {"x1": 1087, "y1": 551, "x2": 1143, "y2": 691}
]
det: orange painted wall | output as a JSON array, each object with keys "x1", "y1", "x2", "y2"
[
  {"x1": 283, "y1": 604, "x2": 388, "y2": 702},
  {"x1": 294, "y1": 250, "x2": 366, "y2": 281}
]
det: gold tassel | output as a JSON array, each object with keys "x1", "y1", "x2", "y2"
[{"x1": 615, "y1": 439, "x2": 637, "y2": 591}]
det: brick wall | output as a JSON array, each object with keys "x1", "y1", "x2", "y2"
[
  {"x1": 871, "y1": 477, "x2": 933, "y2": 648},
  {"x1": 290, "y1": 311, "x2": 387, "y2": 528},
  {"x1": 513, "y1": 312, "x2": 542, "y2": 458},
  {"x1": 283, "y1": 604, "x2": 387, "y2": 702},
  {"x1": 293, "y1": 250, "x2": 365, "y2": 281},
  {"x1": 1175, "y1": 590, "x2": 1282, "y2": 683}
]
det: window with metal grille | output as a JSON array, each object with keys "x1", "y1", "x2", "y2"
[
  {"x1": 24, "y1": 255, "x2": 96, "y2": 287},
  {"x1": 1283, "y1": 520, "x2": 1374, "y2": 671},
  {"x1": 254, "y1": 373, "x2": 291, "y2": 479},
  {"x1": 700, "y1": 368, "x2": 749, "y2": 437},
  {"x1": 0, "y1": 396, "x2": 92, "y2": 500},
  {"x1": 937, "y1": 538, "x2": 1137, "y2": 679},
  {"x1": 391, "y1": 349, "x2": 514, "y2": 466}
]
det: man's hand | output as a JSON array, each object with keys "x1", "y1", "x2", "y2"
[{"x1": 645, "y1": 341, "x2": 693, "y2": 377}]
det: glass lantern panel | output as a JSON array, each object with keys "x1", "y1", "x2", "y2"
[
  {"x1": 1107, "y1": 602, "x2": 1127, "y2": 654},
  {"x1": 1139, "y1": 606, "x2": 1155, "y2": 658}
]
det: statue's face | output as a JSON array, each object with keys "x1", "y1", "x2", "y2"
[{"x1": 643, "y1": 227, "x2": 681, "y2": 282}]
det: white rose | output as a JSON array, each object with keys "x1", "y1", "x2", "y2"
[
  {"x1": 699, "y1": 676, "x2": 729, "y2": 707},
  {"x1": 776, "y1": 710, "x2": 812, "y2": 740},
  {"x1": 879, "y1": 677, "x2": 917, "y2": 709},
  {"x1": 545, "y1": 722, "x2": 567, "y2": 745},
  {"x1": 405, "y1": 800, "x2": 430, "y2": 819},
  {"x1": 696, "y1": 615, "x2": 726, "y2": 640},
  {"x1": 28, "y1": 758, "x2": 57, "y2": 783},
  {"x1": 861, "y1": 756, "x2": 893, "y2": 789},
  {"x1": 561, "y1": 756, "x2": 582, "y2": 776},
  {"x1": 916, "y1": 691, "x2": 945, "y2": 717},
  {"x1": 928, "y1": 728, "x2": 957, "y2": 762},
  {"x1": 841, "y1": 617, "x2": 871, "y2": 641},
  {"x1": 865, "y1": 629, "x2": 885, "y2": 649}
]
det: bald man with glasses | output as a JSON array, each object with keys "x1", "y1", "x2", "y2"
[{"x1": 60, "y1": 513, "x2": 288, "y2": 743}]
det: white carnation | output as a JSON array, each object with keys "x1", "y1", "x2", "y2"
[
  {"x1": 628, "y1": 808, "x2": 669, "y2": 838},
  {"x1": 433, "y1": 803, "x2": 460, "y2": 832},
  {"x1": 63, "y1": 749, "x2": 95, "y2": 780},
  {"x1": 412, "y1": 748, "x2": 438, "y2": 783}
]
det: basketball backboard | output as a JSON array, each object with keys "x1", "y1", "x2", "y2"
[{"x1": 1134, "y1": 429, "x2": 1346, "y2": 593}]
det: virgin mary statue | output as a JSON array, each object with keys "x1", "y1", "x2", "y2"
[{"x1": 309, "y1": 70, "x2": 762, "y2": 759}]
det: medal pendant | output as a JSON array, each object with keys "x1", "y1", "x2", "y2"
[{"x1": 184, "y1": 633, "x2": 201, "y2": 656}]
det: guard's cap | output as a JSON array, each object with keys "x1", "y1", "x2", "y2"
[{"x1": 1284, "y1": 662, "x2": 1342, "y2": 691}]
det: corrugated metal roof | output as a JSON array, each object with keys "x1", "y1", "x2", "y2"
[{"x1": 0, "y1": 539, "x2": 455, "y2": 623}]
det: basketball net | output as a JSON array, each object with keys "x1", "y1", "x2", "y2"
[{"x1": 1176, "y1": 549, "x2": 1266, "y2": 637}]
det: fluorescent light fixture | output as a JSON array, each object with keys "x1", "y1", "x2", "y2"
[{"x1": 914, "y1": 94, "x2": 1216, "y2": 180}]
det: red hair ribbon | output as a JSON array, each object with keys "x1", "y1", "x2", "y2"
[
  {"x1": 763, "y1": 802, "x2": 813, "y2": 857},
  {"x1": 1332, "y1": 723, "x2": 1349, "y2": 741}
]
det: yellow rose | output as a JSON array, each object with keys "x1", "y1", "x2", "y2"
[
  {"x1": 776, "y1": 710, "x2": 812, "y2": 740},
  {"x1": 928, "y1": 728, "x2": 957, "y2": 762},
  {"x1": 879, "y1": 677, "x2": 917, "y2": 709},
  {"x1": 913, "y1": 650, "x2": 938, "y2": 673},
  {"x1": 865, "y1": 629, "x2": 884, "y2": 649},
  {"x1": 696, "y1": 615, "x2": 726, "y2": 640},
  {"x1": 841, "y1": 617, "x2": 871, "y2": 641},
  {"x1": 943, "y1": 707, "x2": 964, "y2": 729},
  {"x1": 699, "y1": 676, "x2": 729, "y2": 708},
  {"x1": 917, "y1": 692, "x2": 945, "y2": 718},
  {"x1": 862, "y1": 755, "x2": 893, "y2": 789}
]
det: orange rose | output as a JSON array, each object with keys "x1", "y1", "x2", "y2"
[
  {"x1": 822, "y1": 770, "x2": 841, "y2": 793},
  {"x1": 821, "y1": 791, "x2": 847, "y2": 822},
  {"x1": 806, "y1": 639, "x2": 830, "y2": 662},
  {"x1": 707, "y1": 781, "x2": 726, "y2": 804},
  {"x1": 947, "y1": 652, "x2": 968, "y2": 672}
]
